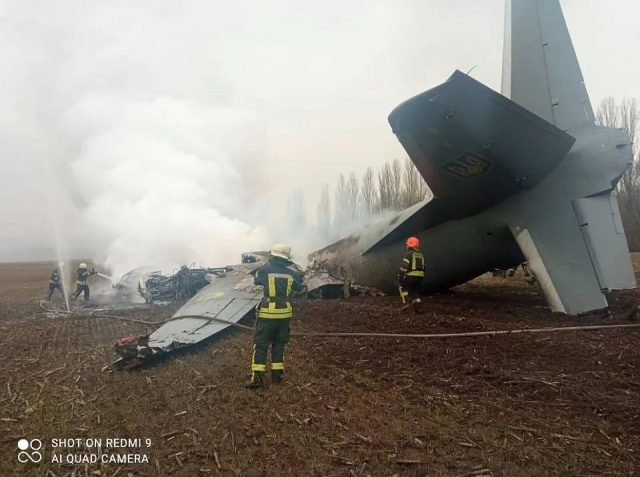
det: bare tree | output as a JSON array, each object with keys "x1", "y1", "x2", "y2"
[
  {"x1": 334, "y1": 174, "x2": 349, "y2": 228},
  {"x1": 377, "y1": 162, "x2": 393, "y2": 211},
  {"x1": 617, "y1": 98, "x2": 639, "y2": 195},
  {"x1": 346, "y1": 172, "x2": 360, "y2": 221},
  {"x1": 417, "y1": 168, "x2": 431, "y2": 203},
  {"x1": 596, "y1": 97, "x2": 620, "y2": 129},
  {"x1": 360, "y1": 167, "x2": 377, "y2": 216},
  {"x1": 390, "y1": 158, "x2": 403, "y2": 209},
  {"x1": 400, "y1": 157, "x2": 431, "y2": 208},
  {"x1": 331, "y1": 158, "x2": 433, "y2": 222}
]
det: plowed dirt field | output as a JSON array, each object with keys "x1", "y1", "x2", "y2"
[{"x1": 1, "y1": 260, "x2": 639, "y2": 476}]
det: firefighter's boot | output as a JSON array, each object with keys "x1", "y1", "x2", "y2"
[
  {"x1": 272, "y1": 370, "x2": 283, "y2": 384},
  {"x1": 245, "y1": 372, "x2": 265, "y2": 389},
  {"x1": 412, "y1": 298, "x2": 423, "y2": 314}
]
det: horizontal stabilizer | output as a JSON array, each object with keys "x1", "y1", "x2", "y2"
[{"x1": 389, "y1": 71, "x2": 575, "y2": 217}]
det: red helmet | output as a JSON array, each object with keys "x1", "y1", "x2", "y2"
[{"x1": 406, "y1": 236, "x2": 420, "y2": 248}]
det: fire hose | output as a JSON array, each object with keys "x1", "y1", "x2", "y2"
[
  {"x1": 40, "y1": 301, "x2": 640, "y2": 339},
  {"x1": 157, "y1": 313, "x2": 640, "y2": 338}
]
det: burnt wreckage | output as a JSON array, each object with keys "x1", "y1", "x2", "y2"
[{"x1": 109, "y1": 256, "x2": 358, "y2": 369}]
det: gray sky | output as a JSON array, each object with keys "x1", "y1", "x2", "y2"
[{"x1": 0, "y1": 0, "x2": 638, "y2": 264}]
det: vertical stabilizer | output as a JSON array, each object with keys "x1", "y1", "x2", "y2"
[{"x1": 502, "y1": 0, "x2": 595, "y2": 132}]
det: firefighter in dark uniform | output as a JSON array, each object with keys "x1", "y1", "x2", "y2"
[
  {"x1": 398, "y1": 236, "x2": 425, "y2": 313},
  {"x1": 246, "y1": 244, "x2": 303, "y2": 388},
  {"x1": 72, "y1": 263, "x2": 95, "y2": 300},
  {"x1": 47, "y1": 266, "x2": 64, "y2": 300}
]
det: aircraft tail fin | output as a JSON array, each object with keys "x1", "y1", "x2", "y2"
[{"x1": 502, "y1": 0, "x2": 595, "y2": 132}]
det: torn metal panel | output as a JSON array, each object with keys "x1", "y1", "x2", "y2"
[
  {"x1": 148, "y1": 264, "x2": 262, "y2": 349},
  {"x1": 113, "y1": 266, "x2": 157, "y2": 304},
  {"x1": 142, "y1": 266, "x2": 225, "y2": 303},
  {"x1": 304, "y1": 269, "x2": 385, "y2": 298},
  {"x1": 304, "y1": 269, "x2": 345, "y2": 298},
  {"x1": 112, "y1": 263, "x2": 262, "y2": 368},
  {"x1": 115, "y1": 265, "x2": 232, "y2": 304}
]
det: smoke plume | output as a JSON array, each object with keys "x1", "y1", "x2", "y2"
[{"x1": 2, "y1": 1, "x2": 272, "y2": 277}]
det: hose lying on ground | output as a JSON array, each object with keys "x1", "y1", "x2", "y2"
[
  {"x1": 168, "y1": 313, "x2": 640, "y2": 338},
  {"x1": 40, "y1": 301, "x2": 640, "y2": 339}
]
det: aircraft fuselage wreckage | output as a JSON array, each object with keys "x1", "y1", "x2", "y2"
[
  {"x1": 110, "y1": 0, "x2": 635, "y2": 369},
  {"x1": 310, "y1": 0, "x2": 636, "y2": 316}
]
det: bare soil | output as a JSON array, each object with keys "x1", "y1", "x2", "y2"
[{"x1": 1, "y1": 259, "x2": 639, "y2": 476}]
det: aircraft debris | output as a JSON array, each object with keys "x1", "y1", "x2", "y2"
[
  {"x1": 304, "y1": 269, "x2": 346, "y2": 299},
  {"x1": 114, "y1": 265, "x2": 229, "y2": 304},
  {"x1": 304, "y1": 269, "x2": 384, "y2": 299},
  {"x1": 242, "y1": 251, "x2": 269, "y2": 263},
  {"x1": 110, "y1": 262, "x2": 263, "y2": 369},
  {"x1": 112, "y1": 267, "x2": 157, "y2": 303},
  {"x1": 140, "y1": 266, "x2": 228, "y2": 303},
  {"x1": 107, "y1": 258, "x2": 375, "y2": 369}
]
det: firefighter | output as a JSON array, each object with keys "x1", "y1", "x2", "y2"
[
  {"x1": 47, "y1": 265, "x2": 65, "y2": 300},
  {"x1": 398, "y1": 236, "x2": 425, "y2": 313},
  {"x1": 246, "y1": 244, "x2": 303, "y2": 388},
  {"x1": 72, "y1": 263, "x2": 95, "y2": 300}
]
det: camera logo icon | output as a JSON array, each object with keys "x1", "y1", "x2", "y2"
[{"x1": 17, "y1": 438, "x2": 43, "y2": 463}]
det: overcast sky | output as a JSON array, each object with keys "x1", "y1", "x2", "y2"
[{"x1": 0, "y1": 0, "x2": 638, "y2": 264}]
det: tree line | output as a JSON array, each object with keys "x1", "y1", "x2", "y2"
[{"x1": 316, "y1": 157, "x2": 432, "y2": 239}]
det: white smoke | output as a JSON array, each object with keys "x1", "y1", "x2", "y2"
[
  {"x1": 4, "y1": 0, "x2": 547, "y2": 267},
  {"x1": 1, "y1": 1, "x2": 273, "y2": 277},
  {"x1": 66, "y1": 95, "x2": 270, "y2": 277}
]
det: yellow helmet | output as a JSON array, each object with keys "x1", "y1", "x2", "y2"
[
  {"x1": 79, "y1": 263, "x2": 88, "y2": 269},
  {"x1": 270, "y1": 244, "x2": 291, "y2": 260}
]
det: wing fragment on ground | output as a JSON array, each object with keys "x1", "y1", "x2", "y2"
[
  {"x1": 149, "y1": 265, "x2": 262, "y2": 348},
  {"x1": 112, "y1": 264, "x2": 262, "y2": 368}
]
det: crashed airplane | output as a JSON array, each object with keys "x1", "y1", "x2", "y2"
[
  {"x1": 310, "y1": 0, "x2": 637, "y2": 316},
  {"x1": 108, "y1": 0, "x2": 635, "y2": 369}
]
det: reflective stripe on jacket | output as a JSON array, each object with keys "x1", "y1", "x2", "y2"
[
  {"x1": 254, "y1": 257, "x2": 303, "y2": 319},
  {"x1": 76, "y1": 270, "x2": 90, "y2": 286},
  {"x1": 400, "y1": 248, "x2": 425, "y2": 278}
]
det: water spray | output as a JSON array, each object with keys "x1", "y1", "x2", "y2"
[
  {"x1": 42, "y1": 152, "x2": 71, "y2": 311},
  {"x1": 51, "y1": 222, "x2": 70, "y2": 311},
  {"x1": 96, "y1": 272, "x2": 114, "y2": 282}
]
